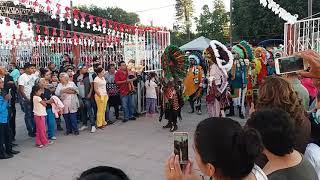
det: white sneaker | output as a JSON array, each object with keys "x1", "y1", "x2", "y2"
[
  {"x1": 79, "y1": 125, "x2": 88, "y2": 131},
  {"x1": 37, "y1": 144, "x2": 44, "y2": 148},
  {"x1": 90, "y1": 126, "x2": 96, "y2": 133},
  {"x1": 51, "y1": 136, "x2": 57, "y2": 140},
  {"x1": 48, "y1": 141, "x2": 54, "y2": 145}
]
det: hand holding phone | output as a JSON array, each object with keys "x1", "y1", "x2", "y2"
[
  {"x1": 275, "y1": 55, "x2": 306, "y2": 75},
  {"x1": 174, "y1": 132, "x2": 189, "y2": 165}
]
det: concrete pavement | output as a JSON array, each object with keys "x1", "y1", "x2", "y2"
[{"x1": 0, "y1": 106, "x2": 246, "y2": 180}]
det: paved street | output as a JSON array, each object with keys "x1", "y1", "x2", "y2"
[{"x1": 0, "y1": 105, "x2": 246, "y2": 180}]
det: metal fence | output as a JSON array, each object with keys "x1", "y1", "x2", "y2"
[
  {"x1": 284, "y1": 17, "x2": 320, "y2": 55},
  {"x1": 0, "y1": 29, "x2": 170, "y2": 114}
]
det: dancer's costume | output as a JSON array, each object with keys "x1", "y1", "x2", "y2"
[
  {"x1": 183, "y1": 53, "x2": 205, "y2": 114},
  {"x1": 204, "y1": 40, "x2": 233, "y2": 117},
  {"x1": 159, "y1": 45, "x2": 188, "y2": 132},
  {"x1": 228, "y1": 42, "x2": 252, "y2": 119},
  {"x1": 254, "y1": 47, "x2": 268, "y2": 85}
]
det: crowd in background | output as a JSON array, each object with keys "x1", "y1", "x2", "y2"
[{"x1": 0, "y1": 54, "x2": 160, "y2": 158}]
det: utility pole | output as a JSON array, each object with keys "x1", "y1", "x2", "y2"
[
  {"x1": 229, "y1": 0, "x2": 233, "y2": 46},
  {"x1": 308, "y1": 0, "x2": 313, "y2": 18},
  {"x1": 70, "y1": 0, "x2": 74, "y2": 31}
]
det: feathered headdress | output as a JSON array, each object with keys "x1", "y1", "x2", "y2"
[
  {"x1": 254, "y1": 47, "x2": 267, "y2": 64},
  {"x1": 239, "y1": 40, "x2": 254, "y2": 62},
  {"x1": 161, "y1": 45, "x2": 189, "y2": 82},
  {"x1": 205, "y1": 40, "x2": 233, "y2": 76}
]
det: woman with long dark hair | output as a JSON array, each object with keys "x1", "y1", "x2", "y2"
[{"x1": 165, "y1": 117, "x2": 267, "y2": 180}]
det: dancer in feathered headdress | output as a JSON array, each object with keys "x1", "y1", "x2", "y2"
[
  {"x1": 254, "y1": 47, "x2": 268, "y2": 85},
  {"x1": 183, "y1": 52, "x2": 205, "y2": 115},
  {"x1": 227, "y1": 42, "x2": 250, "y2": 119},
  {"x1": 159, "y1": 45, "x2": 188, "y2": 132},
  {"x1": 204, "y1": 40, "x2": 233, "y2": 118}
]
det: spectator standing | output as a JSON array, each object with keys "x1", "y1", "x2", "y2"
[
  {"x1": 285, "y1": 73, "x2": 310, "y2": 111},
  {"x1": 247, "y1": 108, "x2": 318, "y2": 180},
  {"x1": 18, "y1": 63, "x2": 37, "y2": 137},
  {"x1": 115, "y1": 61, "x2": 136, "y2": 122},
  {"x1": 105, "y1": 64, "x2": 120, "y2": 121},
  {"x1": 31, "y1": 85, "x2": 53, "y2": 148},
  {"x1": 165, "y1": 117, "x2": 267, "y2": 180},
  {"x1": 0, "y1": 78, "x2": 19, "y2": 159},
  {"x1": 38, "y1": 75, "x2": 56, "y2": 140},
  {"x1": 0, "y1": 66, "x2": 17, "y2": 141},
  {"x1": 94, "y1": 67, "x2": 109, "y2": 128},
  {"x1": 9, "y1": 62, "x2": 20, "y2": 83},
  {"x1": 145, "y1": 72, "x2": 158, "y2": 117},
  {"x1": 301, "y1": 78, "x2": 318, "y2": 106},
  {"x1": 55, "y1": 73, "x2": 80, "y2": 135},
  {"x1": 76, "y1": 65, "x2": 96, "y2": 133}
]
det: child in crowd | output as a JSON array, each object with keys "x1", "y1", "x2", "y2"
[
  {"x1": 31, "y1": 85, "x2": 53, "y2": 148},
  {"x1": 49, "y1": 73, "x2": 63, "y2": 131},
  {"x1": 145, "y1": 72, "x2": 158, "y2": 117}
]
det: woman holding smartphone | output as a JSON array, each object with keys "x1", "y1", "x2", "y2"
[{"x1": 165, "y1": 117, "x2": 267, "y2": 180}]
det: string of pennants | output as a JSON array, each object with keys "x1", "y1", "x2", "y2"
[{"x1": 9, "y1": 0, "x2": 168, "y2": 34}]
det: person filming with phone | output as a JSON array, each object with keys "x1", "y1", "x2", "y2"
[{"x1": 165, "y1": 118, "x2": 267, "y2": 180}]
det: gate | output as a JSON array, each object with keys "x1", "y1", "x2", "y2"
[{"x1": 284, "y1": 17, "x2": 320, "y2": 55}]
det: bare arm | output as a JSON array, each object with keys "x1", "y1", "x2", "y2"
[
  {"x1": 40, "y1": 100, "x2": 47, "y2": 107},
  {"x1": 93, "y1": 82, "x2": 100, "y2": 96}
]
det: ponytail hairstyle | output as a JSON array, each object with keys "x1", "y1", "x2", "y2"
[
  {"x1": 30, "y1": 84, "x2": 42, "y2": 110},
  {"x1": 194, "y1": 117, "x2": 262, "y2": 179}
]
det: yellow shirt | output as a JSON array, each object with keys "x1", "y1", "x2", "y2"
[{"x1": 183, "y1": 66, "x2": 203, "y2": 97}]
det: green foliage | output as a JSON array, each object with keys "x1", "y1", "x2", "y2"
[
  {"x1": 78, "y1": 6, "x2": 140, "y2": 25},
  {"x1": 232, "y1": 0, "x2": 320, "y2": 41},
  {"x1": 195, "y1": 0, "x2": 229, "y2": 43},
  {"x1": 170, "y1": 30, "x2": 197, "y2": 47},
  {"x1": 175, "y1": 0, "x2": 194, "y2": 39}
]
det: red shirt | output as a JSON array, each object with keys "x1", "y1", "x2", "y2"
[{"x1": 115, "y1": 70, "x2": 130, "y2": 96}]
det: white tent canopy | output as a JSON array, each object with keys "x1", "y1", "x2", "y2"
[{"x1": 180, "y1": 36, "x2": 211, "y2": 51}]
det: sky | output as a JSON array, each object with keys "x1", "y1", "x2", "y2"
[{"x1": 71, "y1": 0, "x2": 230, "y2": 29}]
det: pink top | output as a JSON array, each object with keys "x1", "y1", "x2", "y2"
[{"x1": 301, "y1": 78, "x2": 318, "y2": 98}]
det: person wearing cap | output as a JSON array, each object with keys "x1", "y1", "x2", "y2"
[
  {"x1": 18, "y1": 63, "x2": 37, "y2": 137},
  {"x1": 75, "y1": 64, "x2": 96, "y2": 133},
  {"x1": 183, "y1": 56, "x2": 204, "y2": 115}
]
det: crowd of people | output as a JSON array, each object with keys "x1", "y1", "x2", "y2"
[
  {"x1": 0, "y1": 44, "x2": 320, "y2": 180},
  {"x1": 0, "y1": 54, "x2": 161, "y2": 158}
]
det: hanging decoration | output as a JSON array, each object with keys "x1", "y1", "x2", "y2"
[{"x1": 259, "y1": 0, "x2": 298, "y2": 24}]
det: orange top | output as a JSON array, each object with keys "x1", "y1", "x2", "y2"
[{"x1": 183, "y1": 66, "x2": 203, "y2": 97}]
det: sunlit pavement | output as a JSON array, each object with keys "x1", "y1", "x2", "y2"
[{"x1": 0, "y1": 106, "x2": 246, "y2": 180}]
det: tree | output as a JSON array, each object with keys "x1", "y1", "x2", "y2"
[
  {"x1": 232, "y1": 0, "x2": 320, "y2": 42},
  {"x1": 195, "y1": 1, "x2": 229, "y2": 43},
  {"x1": 175, "y1": 0, "x2": 194, "y2": 40},
  {"x1": 78, "y1": 6, "x2": 140, "y2": 26}
]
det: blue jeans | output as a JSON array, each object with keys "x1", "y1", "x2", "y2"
[
  {"x1": 80, "y1": 98, "x2": 95, "y2": 127},
  {"x1": 63, "y1": 113, "x2": 78, "y2": 133},
  {"x1": 131, "y1": 93, "x2": 138, "y2": 114},
  {"x1": 121, "y1": 95, "x2": 133, "y2": 120},
  {"x1": 22, "y1": 100, "x2": 35, "y2": 135},
  {"x1": 46, "y1": 108, "x2": 56, "y2": 139}
]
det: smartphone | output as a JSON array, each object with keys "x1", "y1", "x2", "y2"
[
  {"x1": 174, "y1": 132, "x2": 188, "y2": 165},
  {"x1": 275, "y1": 56, "x2": 306, "y2": 75}
]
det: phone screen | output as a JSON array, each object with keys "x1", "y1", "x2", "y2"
[
  {"x1": 276, "y1": 56, "x2": 304, "y2": 74},
  {"x1": 174, "y1": 132, "x2": 188, "y2": 164}
]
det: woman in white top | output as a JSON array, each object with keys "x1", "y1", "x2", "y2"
[
  {"x1": 165, "y1": 117, "x2": 268, "y2": 180},
  {"x1": 93, "y1": 67, "x2": 109, "y2": 128},
  {"x1": 55, "y1": 73, "x2": 80, "y2": 135}
]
